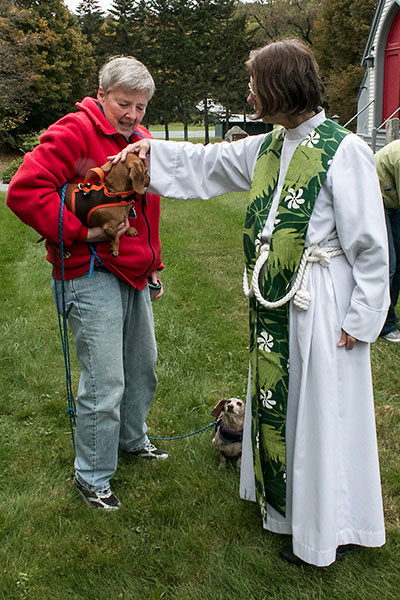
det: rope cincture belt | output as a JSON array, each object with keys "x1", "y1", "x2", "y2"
[{"x1": 243, "y1": 243, "x2": 344, "y2": 310}]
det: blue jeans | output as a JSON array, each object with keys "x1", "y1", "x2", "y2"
[
  {"x1": 52, "y1": 269, "x2": 157, "y2": 491},
  {"x1": 381, "y1": 207, "x2": 400, "y2": 335}
]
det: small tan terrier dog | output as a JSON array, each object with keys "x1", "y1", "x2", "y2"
[{"x1": 211, "y1": 398, "x2": 245, "y2": 468}]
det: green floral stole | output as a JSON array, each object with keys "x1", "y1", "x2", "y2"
[{"x1": 243, "y1": 119, "x2": 349, "y2": 517}]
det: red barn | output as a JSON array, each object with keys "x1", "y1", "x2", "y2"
[{"x1": 357, "y1": 0, "x2": 400, "y2": 150}]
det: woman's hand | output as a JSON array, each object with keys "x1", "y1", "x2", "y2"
[
  {"x1": 86, "y1": 218, "x2": 130, "y2": 243},
  {"x1": 109, "y1": 139, "x2": 152, "y2": 164},
  {"x1": 148, "y1": 269, "x2": 163, "y2": 300},
  {"x1": 337, "y1": 329, "x2": 358, "y2": 350}
]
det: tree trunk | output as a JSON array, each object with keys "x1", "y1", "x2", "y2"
[
  {"x1": 204, "y1": 97, "x2": 209, "y2": 145},
  {"x1": 164, "y1": 122, "x2": 169, "y2": 140},
  {"x1": 225, "y1": 109, "x2": 230, "y2": 138}
]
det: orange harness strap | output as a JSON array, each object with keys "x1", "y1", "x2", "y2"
[
  {"x1": 71, "y1": 167, "x2": 139, "y2": 227},
  {"x1": 79, "y1": 167, "x2": 136, "y2": 199}
]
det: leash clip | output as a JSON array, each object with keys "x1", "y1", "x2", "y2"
[{"x1": 78, "y1": 181, "x2": 92, "y2": 196}]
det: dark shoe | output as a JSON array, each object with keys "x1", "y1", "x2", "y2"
[
  {"x1": 336, "y1": 544, "x2": 355, "y2": 559},
  {"x1": 129, "y1": 441, "x2": 168, "y2": 460},
  {"x1": 280, "y1": 543, "x2": 355, "y2": 566},
  {"x1": 279, "y1": 545, "x2": 310, "y2": 566},
  {"x1": 74, "y1": 476, "x2": 121, "y2": 511}
]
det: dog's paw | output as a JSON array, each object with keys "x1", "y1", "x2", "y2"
[
  {"x1": 218, "y1": 455, "x2": 227, "y2": 468},
  {"x1": 126, "y1": 227, "x2": 138, "y2": 237}
]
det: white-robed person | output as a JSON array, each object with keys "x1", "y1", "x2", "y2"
[{"x1": 112, "y1": 38, "x2": 390, "y2": 567}]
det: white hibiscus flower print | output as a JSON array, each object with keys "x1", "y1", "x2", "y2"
[
  {"x1": 301, "y1": 130, "x2": 320, "y2": 148},
  {"x1": 285, "y1": 187, "x2": 305, "y2": 209},
  {"x1": 261, "y1": 389, "x2": 276, "y2": 410},
  {"x1": 257, "y1": 331, "x2": 274, "y2": 351}
]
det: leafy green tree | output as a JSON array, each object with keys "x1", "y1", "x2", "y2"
[
  {"x1": 204, "y1": 0, "x2": 253, "y2": 136},
  {"x1": 0, "y1": 0, "x2": 95, "y2": 145},
  {"x1": 0, "y1": 3, "x2": 36, "y2": 144},
  {"x1": 242, "y1": 0, "x2": 322, "y2": 47},
  {"x1": 145, "y1": 0, "x2": 252, "y2": 140},
  {"x1": 145, "y1": 0, "x2": 193, "y2": 138},
  {"x1": 77, "y1": 0, "x2": 105, "y2": 45},
  {"x1": 313, "y1": 0, "x2": 376, "y2": 126},
  {"x1": 103, "y1": 0, "x2": 139, "y2": 55},
  {"x1": 76, "y1": 0, "x2": 106, "y2": 84}
]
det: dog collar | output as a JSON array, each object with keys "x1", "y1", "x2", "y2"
[{"x1": 216, "y1": 420, "x2": 243, "y2": 444}]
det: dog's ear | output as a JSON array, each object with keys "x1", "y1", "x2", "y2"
[
  {"x1": 130, "y1": 167, "x2": 146, "y2": 194},
  {"x1": 143, "y1": 171, "x2": 150, "y2": 188},
  {"x1": 126, "y1": 154, "x2": 149, "y2": 195},
  {"x1": 101, "y1": 161, "x2": 113, "y2": 173},
  {"x1": 211, "y1": 400, "x2": 227, "y2": 418}
]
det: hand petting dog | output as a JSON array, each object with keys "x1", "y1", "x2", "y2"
[{"x1": 109, "y1": 138, "x2": 152, "y2": 164}]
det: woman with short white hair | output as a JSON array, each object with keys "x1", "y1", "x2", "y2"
[{"x1": 7, "y1": 56, "x2": 168, "y2": 512}]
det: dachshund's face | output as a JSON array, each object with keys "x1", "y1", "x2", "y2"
[
  {"x1": 125, "y1": 153, "x2": 150, "y2": 194},
  {"x1": 102, "y1": 154, "x2": 150, "y2": 195}
]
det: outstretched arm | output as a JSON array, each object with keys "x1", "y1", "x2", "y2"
[{"x1": 112, "y1": 135, "x2": 265, "y2": 200}]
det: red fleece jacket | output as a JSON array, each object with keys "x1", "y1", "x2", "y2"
[{"x1": 6, "y1": 97, "x2": 163, "y2": 289}]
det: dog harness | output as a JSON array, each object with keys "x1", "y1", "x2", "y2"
[
  {"x1": 215, "y1": 419, "x2": 243, "y2": 444},
  {"x1": 69, "y1": 167, "x2": 139, "y2": 227}
]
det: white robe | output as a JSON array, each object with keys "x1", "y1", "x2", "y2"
[{"x1": 148, "y1": 111, "x2": 390, "y2": 566}]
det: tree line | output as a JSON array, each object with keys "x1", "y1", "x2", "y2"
[{"x1": 0, "y1": 0, "x2": 377, "y2": 150}]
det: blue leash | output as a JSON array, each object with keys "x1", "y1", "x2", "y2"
[
  {"x1": 53, "y1": 183, "x2": 77, "y2": 448},
  {"x1": 53, "y1": 182, "x2": 215, "y2": 447},
  {"x1": 149, "y1": 422, "x2": 216, "y2": 441}
]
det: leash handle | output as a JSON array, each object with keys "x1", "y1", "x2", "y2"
[{"x1": 82, "y1": 167, "x2": 106, "y2": 188}]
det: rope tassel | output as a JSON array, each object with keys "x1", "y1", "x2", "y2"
[{"x1": 243, "y1": 244, "x2": 344, "y2": 311}]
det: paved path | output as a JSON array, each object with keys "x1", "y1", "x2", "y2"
[
  {"x1": 151, "y1": 130, "x2": 214, "y2": 139},
  {"x1": 0, "y1": 182, "x2": 8, "y2": 191}
]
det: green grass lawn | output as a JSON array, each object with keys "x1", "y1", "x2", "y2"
[{"x1": 0, "y1": 191, "x2": 399, "y2": 599}]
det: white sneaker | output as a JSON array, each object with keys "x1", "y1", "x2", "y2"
[
  {"x1": 74, "y1": 476, "x2": 121, "y2": 510},
  {"x1": 382, "y1": 330, "x2": 400, "y2": 342},
  {"x1": 129, "y1": 441, "x2": 169, "y2": 460}
]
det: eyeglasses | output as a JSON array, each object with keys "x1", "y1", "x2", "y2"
[{"x1": 248, "y1": 82, "x2": 256, "y2": 99}]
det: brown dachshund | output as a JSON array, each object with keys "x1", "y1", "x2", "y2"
[
  {"x1": 39, "y1": 154, "x2": 149, "y2": 257},
  {"x1": 64, "y1": 153, "x2": 150, "y2": 257},
  {"x1": 211, "y1": 398, "x2": 245, "y2": 468}
]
